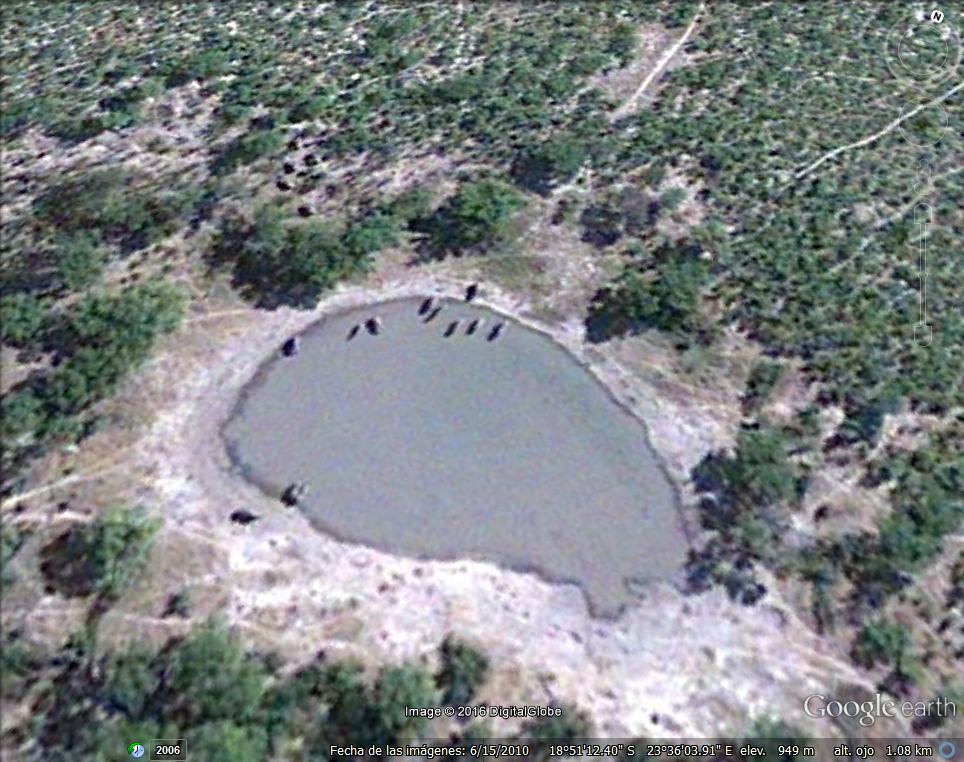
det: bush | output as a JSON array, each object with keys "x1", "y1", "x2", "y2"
[
  {"x1": 840, "y1": 431, "x2": 964, "y2": 612},
  {"x1": 54, "y1": 231, "x2": 108, "y2": 291},
  {"x1": 37, "y1": 283, "x2": 185, "y2": 421},
  {"x1": 660, "y1": 187, "x2": 687, "y2": 213},
  {"x1": 511, "y1": 137, "x2": 586, "y2": 196},
  {"x1": 343, "y1": 211, "x2": 400, "y2": 256},
  {"x1": 385, "y1": 187, "x2": 433, "y2": 225},
  {"x1": 419, "y1": 179, "x2": 525, "y2": 257},
  {"x1": 608, "y1": 23, "x2": 638, "y2": 66},
  {"x1": 742, "y1": 359, "x2": 783, "y2": 415},
  {"x1": 190, "y1": 721, "x2": 268, "y2": 762},
  {"x1": 0, "y1": 292, "x2": 47, "y2": 346},
  {"x1": 369, "y1": 665, "x2": 438, "y2": 744},
  {"x1": 2, "y1": 283, "x2": 184, "y2": 479},
  {"x1": 437, "y1": 637, "x2": 489, "y2": 707},
  {"x1": 686, "y1": 426, "x2": 809, "y2": 599},
  {"x1": 33, "y1": 170, "x2": 196, "y2": 253},
  {"x1": 161, "y1": 49, "x2": 231, "y2": 88},
  {"x1": 211, "y1": 128, "x2": 285, "y2": 176},
  {"x1": 1, "y1": 526, "x2": 25, "y2": 587},
  {"x1": 21, "y1": 621, "x2": 480, "y2": 760},
  {"x1": 853, "y1": 619, "x2": 916, "y2": 677},
  {"x1": 1, "y1": 389, "x2": 43, "y2": 443},
  {"x1": 579, "y1": 203, "x2": 624, "y2": 247}
]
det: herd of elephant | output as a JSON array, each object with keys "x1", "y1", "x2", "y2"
[{"x1": 229, "y1": 284, "x2": 505, "y2": 523}]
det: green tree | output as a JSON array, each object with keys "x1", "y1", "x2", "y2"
[
  {"x1": 102, "y1": 645, "x2": 158, "y2": 718},
  {"x1": 1, "y1": 525, "x2": 25, "y2": 587},
  {"x1": 421, "y1": 179, "x2": 525, "y2": 257},
  {"x1": 585, "y1": 242, "x2": 710, "y2": 341},
  {"x1": 217, "y1": 206, "x2": 375, "y2": 308},
  {"x1": 608, "y1": 23, "x2": 638, "y2": 66},
  {"x1": 660, "y1": 187, "x2": 687, "y2": 213},
  {"x1": 1, "y1": 389, "x2": 44, "y2": 443},
  {"x1": 746, "y1": 717, "x2": 813, "y2": 760},
  {"x1": 33, "y1": 170, "x2": 196, "y2": 253},
  {"x1": 51, "y1": 505, "x2": 160, "y2": 600},
  {"x1": 369, "y1": 664, "x2": 438, "y2": 744},
  {"x1": 343, "y1": 211, "x2": 400, "y2": 257},
  {"x1": 216, "y1": 201, "x2": 410, "y2": 309},
  {"x1": 385, "y1": 187, "x2": 432, "y2": 225},
  {"x1": 162, "y1": 622, "x2": 269, "y2": 727}
]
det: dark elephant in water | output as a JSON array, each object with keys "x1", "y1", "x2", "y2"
[
  {"x1": 281, "y1": 337, "x2": 300, "y2": 356},
  {"x1": 418, "y1": 297, "x2": 434, "y2": 315},
  {"x1": 282, "y1": 482, "x2": 309, "y2": 507},
  {"x1": 443, "y1": 320, "x2": 460, "y2": 338},
  {"x1": 487, "y1": 322, "x2": 505, "y2": 341},
  {"x1": 365, "y1": 316, "x2": 382, "y2": 335},
  {"x1": 465, "y1": 283, "x2": 479, "y2": 302}
]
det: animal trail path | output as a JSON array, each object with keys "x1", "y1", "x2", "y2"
[{"x1": 610, "y1": 3, "x2": 706, "y2": 122}]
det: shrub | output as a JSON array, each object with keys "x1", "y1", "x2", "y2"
[
  {"x1": 2, "y1": 283, "x2": 184, "y2": 478},
  {"x1": 33, "y1": 170, "x2": 196, "y2": 252},
  {"x1": 1, "y1": 390, "x2": 43, "y2": 443},
  {"x1": 608, "y1": 23, "x2": 638, "y2": 66},
  {"x1": 686, "y1": 425, "x2": 809, "y2": 600},
  {"x1": 511, "y1": 137, "x2": 586, "y2": 196},
  {"x1": 437, "y1": 637, "x2": 489, "y2": 707},
  {"x1": 190, "y1": 721, "x2": 268, "y2": 762},
  {"x1": 660, "y1": 187, "x2": 687, "y2": 213},
  {"x1": 579, "y1": 203, "x2": 624, "y2": 247},
  {"x1": 385, "y1": 187, "x2": 433, "y2": 225},
  {"x1": 161, "y1": 49, "x2": 231, "y2": 88},
  {"x1": 343, "y1": 211, "x2": 400, "y2": 257},
  {"x1": 44, "y1": 505, "x2": 160, "y2": 600},
  {"x1": 22, "y1": 621, "x2": 485, "y2": 760},
  {"x1": 211, "y1": 128, "x2": 285, "y2": 175},
  {"x1": 216, "y1": 207, "x2": 374, "y2": 308},
  {"x1": 1, "y1": 526, "x2": 25, "y2": 587},
  {"x1": 369, "y1": 665, "x2": 438, "y2": 744},
  {"x1": 853, "y1": 619, "x2": 915, "y2": 674},
  {"x1": 742, "y1": 359, "x2": 783, "y2": 415},
  {"x1": 54, "y1": 231, "x2": 108, "y2": 291},
  {"x1": 0, "y1": 292, "x2": 47, "y2": 346}
]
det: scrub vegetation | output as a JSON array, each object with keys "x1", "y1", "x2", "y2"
[{"x1": 5, "y1": 619, "x2": 594, "y2": 761}]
